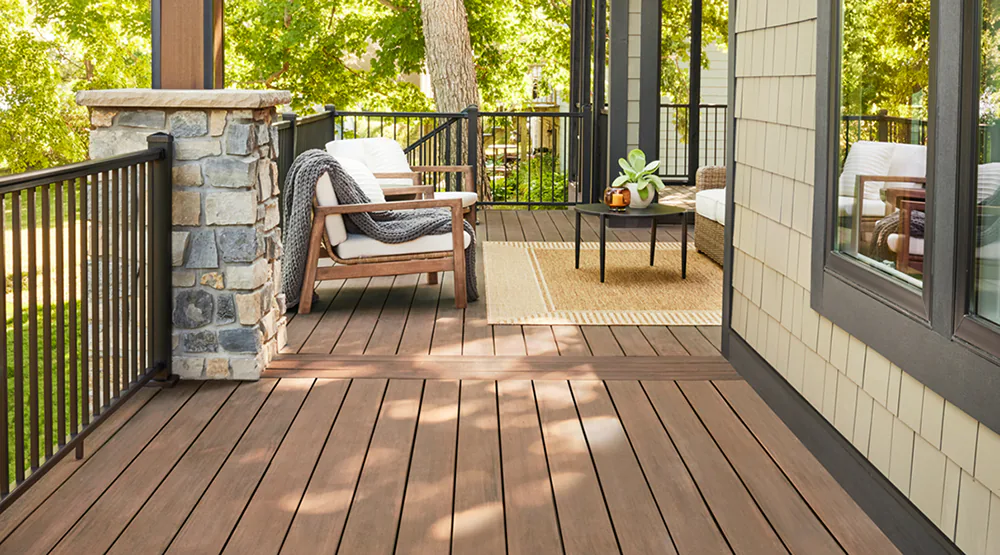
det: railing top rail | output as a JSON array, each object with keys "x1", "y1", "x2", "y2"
[
  {"x1": 271, "y1": 119, "x2": 292, "y2": 130},
  {"x1": 403, "y1": 115, "x2": 465, "y2": 154},
  {"x1": 333, "y1": 110, "x2": 468, "y2": 118},
  {"x1": 296, "y1": 111, "x2": 334, "y2": 125},
  {"x1": 841, "y1": 114, "x2": 927, "y2": 123},
  {"x1": 659, "y1": 103, "x2": 729, "y2": 108},
  {"x1": 0, "y1": 148, "x2": 163, "y2": 194},
  {"x1": 478, "y1": 111, "x2": 583, "y2": 117}
]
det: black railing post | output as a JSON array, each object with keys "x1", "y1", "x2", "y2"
[
  {"x1": 465, "y1": 105, "x2": 480, "y2": 195},
  {"x1": 876, "y1": 109, "x2": 889, "y2": 142},
  {"x1": 582, "y1": 104, "x2": 594, "y2": 203},
  {"x1": 325, "y1": 104, "x2": 337, "y2": 140},
  {"x1": 147, "y1": 133, "x2": 174, "y2": 383}
]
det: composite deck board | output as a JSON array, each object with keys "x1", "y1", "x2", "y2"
[
  {"x1": 611, "y1": 326, "x2": 659, "y2": 356},
  {"x1": 571, "y1": 380, "x2": 677, "y2": 554},
  {"x1": 500, "y1": 211, "x2": 526, "y2": 241},
  {"x1": 429, "y1": 273, "x2": 464, "y2": 356},
  {"x1": 484, "y1": 210, "x2": 505, "y2": 241},
  {"x1": 283, "y1": 279, "x2": 343, "y2": 353},
  {"x1": 281, "y1": 379, "x2": 388, "y2": 553},
  {"x1": 462, "y1": 258, "x2": 493, "y2": 355},
  {"x1": 49, "y1": 382, "x2": 237, "y2": 555},
  {"x1": 364, "y1": 274, "x2": 419, "y2": 355},
  {"x1": 680, "y1": 381, "x2": 843, "y2": 554},
  {"x1": 643, "y1": 381, "x2": 789, "y2": 554},
  {"x1": 333, "y1": 275, "x2": 395, "y2": 355},
  {"x1": 698, "y1": 325, "x2": 723, "y2": 352},
  {"x1": 671, "y1": 326, "x2": 721, "y2": 356},
  {"x1": 533, "y1": 210, "x2": 563, "y2": 241},
  {"x1": 493, "y1": 325, "x2": 527, "y2": 355},
  {"x1": 299, "y1": 277, "x2": 368, "y2": 354},
  {"x1": 337, "y1": 380, "x2": 423, "y2": 555},
  {"x1": 522, "y1": 325, "x2": 560, "y2": 356},
  {"x1": 395, "y1": 380, "x2": 460, "y2": 555},
  {"x1": 496, "y1": 380, "x2": 564, "y2": 554},
  {"x1": 0, "y1": 383, "x2": 199, "y2": 554},
  {"x1": 166, "y1": 379, "x2": 312, "y2": 554},
  {"x1": 534, "y1": 380, "x2": 620, "y2": 555},
  {"x1": 552, "y1": 325, "x2": 593, "y2": 355},
  {"x1": 395, "y1": 277, "x2": 442, "y2": 355},
  {"x1": 452, "y1": 380, "x2": 506, "y2": 555},
  {"x1": 0, "y1": 387, "x2": 159, "y2": 542},
  {"x1": 107, "y1": 380, "x2": 278, "y2": 555},
  {"x1": 716, "y1": 380, "x2": 901, "y2": 555},
  {"x1": 1, "y1": 375, "x2": 899, "y2": 555},
  {"x1": 517, "y1": 210, "x2": 545, "y2": 240},
  {"x1": 222, "y1": 379, "x2": 349, "y2": 555},
  {"x1": 639, "y1": 326, "x2": 690, "y2": 356},
  {"x1": 581, "y1": 326, "x2": 626, "y2": 356},
  {"x1": 606, "y1": 381, "x2": 732, "y2": 554}
]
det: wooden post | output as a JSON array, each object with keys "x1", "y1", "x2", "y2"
[{"x1": 152, "y1": 0, "x2": 225, "y2": 89}]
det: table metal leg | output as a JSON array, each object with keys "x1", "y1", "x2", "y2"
[
  {"x1": 599, "y1": 214, "x2": 606, "y2": 283},
  {"x1": 681, "y1": 212, "x2": 688, "y2": 279},
  {"x1": 649, "y1": 217, "x2": 657, "y2": 266},
  {"x1": 575, "y1": 210, "x2": 582, "y2": 269}
]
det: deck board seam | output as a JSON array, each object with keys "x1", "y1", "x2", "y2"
[
  {"x1": 447, "y1": 380, "x2": 463, "y2": 552},
  {"x1": 326, "y1": 277, "x2": 370, "y2": 355},
  {"x1": 494, "y1": 380, "x2": 510, "y2": 554},
  {"x1": 637, "y1": 380, "x2": 738, "y2": 555},
  {"x1": 155, "y1": 380, "x2": 281, "y2": 553},
  {"x1": 599, "y1": 380, "x2": 681, "y2": 554},
  {"x1": 389, "y1": 380, "x2": 428, "y2": 555},
  {"x1": 292, "y1": 280, "x2": 342, "y2": 354},
  {"x1": 710, "y1": 381, "x2": 853, "y2": 554},
  {"x1": 674, "y1": 382, "x2": 793, "y2": 554},
  {"x1": 529, "y1": 381, "x2": 569, "y2": 555},
  {"x1": 40, "y1": 382, "x2": 206, "y2": 554},
  {"x1": 103, "y1": 383, "x2": 242, "y2": 553}
]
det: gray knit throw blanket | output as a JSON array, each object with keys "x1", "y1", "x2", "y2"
[{"x1": 281, "y1": 149, "x2": 478, "y2": 310}]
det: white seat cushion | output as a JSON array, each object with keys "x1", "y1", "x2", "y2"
[
  {"x1": 315, "y1": 173, "x2": 348, "y2": 247},
  {"x1": 838, "y1": 196, "x2": 890, "y2": 217},
  {"x1": 887, "y1": 234, "x2": 924, "y2": 256},
  {"x1": 695, "y1": 188, "x2": 726, "y2": 225},
  {"x1": 335, "y1": 231, "x2": 472, "y2": 260},
  {"x1": 434, "y1": 191, "x2": 478, "y2": 208},
  {"x1": 326, "y1": 138, "x2": 414, "y2": 187}
]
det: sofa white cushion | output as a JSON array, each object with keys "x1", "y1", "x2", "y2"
[
  {"x1": 695, "y1": 188, "x2": 727, "y2": 225},
  {"x1": 335, "y1": 231, "x2": 472, "y2": 260},
  {"x1": 883, "y1": 143, "x2": 927, "y2": 194},
  {"x1": 837, "y1": 196, "x2": 890, "y2": 217},
  {"x1": 838, "y1": 141, "x2": 895, "y2": 198},
  {"x1": 315, "y1": 173, "x2": 348, "y2": 247},
  {"x1": 326, "y1": 138, "x2": 414, "y2": 187},
  {"x1": 978, "y1": 163, "x2": 1000, "y2": 203},
  {"x1": 434, "y1": 191, "x2": 478, "y2": 208},
  {"x1": 887, "y1": 234, "x2": 924, "y2": 256},
  {"x1": 334, "y1": 156, "x2": 386, "y2": 204}
]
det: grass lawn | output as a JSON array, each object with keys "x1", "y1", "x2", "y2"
[{"x1": 5, "y1": 302, "x2": 80, "y2": 482}]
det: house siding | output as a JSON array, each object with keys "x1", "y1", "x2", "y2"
[{"x1": 731, "y1": 0, "x2": 1000, "y2": 551}]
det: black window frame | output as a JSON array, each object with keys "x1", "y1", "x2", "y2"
[{"x1": 812, "y1": 0, "x2": 1000, "y2": 434}]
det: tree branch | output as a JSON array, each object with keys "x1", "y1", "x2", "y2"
[{"x1": 376, "y1": 0, "x2": 409, "y2": 11}]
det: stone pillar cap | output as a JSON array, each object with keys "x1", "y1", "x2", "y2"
[{"x1": 76, "y1": 89, "x2": 292, "y2": 110}]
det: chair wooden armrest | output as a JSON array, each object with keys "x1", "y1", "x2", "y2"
[
  {"x1": 313, "y1": 197, "x2": 463, "y2": 216},
  {"x1": 896, "y1": 197, "x2": 926, "y2": 274},
  {"x1": 410, "y1": 165, "x2": 475, "y2": 193},
  {"x1": 883, "y1": 185, "x2": 927, "y2": 208}
]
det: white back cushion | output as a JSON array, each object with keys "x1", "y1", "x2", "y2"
[
  {"x1": 315, "y1": 173, "x2": 348, "y2": 247},
  {"x1": 881, "y1": 143, "x2": 927, "y2": 198},
  {"x1": 325, "y1": 138, "x2": 414, "y2": 187},
  {"x1": 838, "y1": 141, "x2": 895, "y2": 198},
  {"x1": 978, "y1": 163, "x2": 1000, "y2": 203},
  {"x1": 334, "y1": 156, "x2": 386, "y2": 204}
]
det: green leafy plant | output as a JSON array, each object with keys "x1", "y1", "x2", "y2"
[{"x1": 612, "y1": 149, "x2": 665, "y2": 200}]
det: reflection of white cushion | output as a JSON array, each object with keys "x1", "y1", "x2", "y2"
[
  {"x1": 335, "y1": 231, "x2": 472, "y2": 260},
  {"x1": 978, "y1": 163, "x2": 1000, "y2": 203},
  {"x1": 333, "y1": 157, "x2": 386, "y2": 204},
  {"x1": 838, "y1": 196, "x2": 890, "y2": 217},
  {"x1": 887, "y1": 234, "x2": 924, "y2": 256},
  {"x1": 435, "y1": 191, "x2": 478, "y2": 208},
  {"x1": 695, "y1": 188, "x2": 727, "y2": 225},
  {"x1": 326, "y1": 138, "x2": 413, "y2": 187},
  {"x1": 839, "y1": 141, "x2": 895, "y2": 198},
  {"x1": 885, "y1": 143, "x2": 927, "y2": 192},
  {"x1": 315, "y1": 173, "x2": 347, "y2": 247}
]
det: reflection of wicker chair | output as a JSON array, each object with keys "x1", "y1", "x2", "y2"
[{"x1": 694, "y1": 166, "x2": 726, "y2": 266}]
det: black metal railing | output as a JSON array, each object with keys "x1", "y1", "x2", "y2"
[
  {"x1": 659, "y1": 103, "x2": 728, "y2": 180},
  {"x1": 842, "y1": 110, "x2": 929, "y2": 154},
  {"x1": 274, "y1": 106, "x2": 594, "y2": 208},
  {"x1": 0, "y1": 134, "x2": 174, "y2": 510}
]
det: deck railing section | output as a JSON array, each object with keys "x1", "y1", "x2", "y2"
[
  {"x1": 658, "y1": 103, "x2": 728, "y2": 181},
  {"x1": 274, "y1": 106, "x2": 594, "y2": 208},
  {"x1": 0, "y1": 134, "x2": 174, "y2": 510}
]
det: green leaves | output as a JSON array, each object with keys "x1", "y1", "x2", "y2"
[{"x1": 614, "y1": 148, "x2": 666, "y2": 201}]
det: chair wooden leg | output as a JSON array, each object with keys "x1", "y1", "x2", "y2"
[
  {"x1": 464, "y1": 206, "x2": 477, "y2": 228},
  {"x1": 298, "y1": 218, "x2": 326, "y2": 314},
  {"x1": 427, "y1": 272, "x2": 438, "y2": 285}
]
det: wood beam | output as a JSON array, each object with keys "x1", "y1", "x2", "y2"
[{"x1": 152, "y1": 0, "x2": 224, "y2": 89}]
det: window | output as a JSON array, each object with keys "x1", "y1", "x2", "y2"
[
  {"x1": 834, "y1": 0, "x2": 931, "y2": 288},
  {"x1": 972, "y1": 0, "x2": 1000, "y2": 328}
]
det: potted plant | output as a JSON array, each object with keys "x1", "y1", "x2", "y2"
[{"x1": 612, "y1": 148, "x2": 666, "y2": 209}]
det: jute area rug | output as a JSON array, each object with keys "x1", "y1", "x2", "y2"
[{"x1": 483, "y1": 241, "x2": 723, "y2": 326}]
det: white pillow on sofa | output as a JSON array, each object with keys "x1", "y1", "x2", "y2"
[
  {"x1": 333, "y1": 156, "x2": 386, "y2": 204},
  {"x1": 838, "y1": 141, "x2": 895, "y2": 198},
  {"x1": 314, "y1": 157, "x2": 388, "y2": 247}
]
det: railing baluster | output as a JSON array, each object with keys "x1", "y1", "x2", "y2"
[
  {"x1": 27, "y1": 188, "x2": 39, "y2": 470},
  {"x1": 80, "y1": 176, "x2": 89, "y2": 428},
  {"x1": 112, "y1": 167, "x2": 120, "y2": 398},
  {"x1": 0, "y1": 193, "x2": 8, "y2": 494},
  {"x1": 55, "y1": 181, "x2": 66, "y2": 447},
  {"x1": 41, "y1": 183, "x2": 53, "y2": 459},
  {"x1": 12, "y1": 191, "x2": 24, "y2": 482},
  {"x1": 139, "y1": 163, "x2": 148, "y2": 374},
  {"x1": 91, "y1": 171, "x2": 101, "y2": 417},
  {"x1": 130, "y1": 164, "x2": 139, "y2": 383},
  {"x1": 68, "y1": 178, "x2": 78, "y2": 437},
  {"x1": 102, "y1": 170, "x2": 111, "y2": 409}
]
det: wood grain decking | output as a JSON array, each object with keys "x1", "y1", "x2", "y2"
[
  {"x1": 0, "y1": 375, "x2": 899, "y2": 554},
  {"x1": 282, "y1": 209, "x2": 720, "y2": 359}
]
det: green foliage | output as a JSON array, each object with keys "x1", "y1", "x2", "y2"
[
  {"x1": 490, "y1": 151, "x2": 569, "y2": 208},
  {"x1": 612, "y1": 149, "x2": 665, "y2": 200},
  {"x1": 660, "y1": 0, "x2": 729, "y2": 102}
]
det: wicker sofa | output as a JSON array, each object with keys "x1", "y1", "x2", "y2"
[{"x1": 694, "y1": 166, "x2": 727, "y2": 265}]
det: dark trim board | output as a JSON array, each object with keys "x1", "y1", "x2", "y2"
[{"x1": 727, "y1": 333, "x2": 963, "y2": 555}]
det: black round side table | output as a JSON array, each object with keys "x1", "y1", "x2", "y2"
[{"x1": 574, "y1": 203, "x2": 690, "y2": 282}]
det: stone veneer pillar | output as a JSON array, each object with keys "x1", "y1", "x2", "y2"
[{"x1": 77, "y1": 89, "x2": 292, "y2": 380}]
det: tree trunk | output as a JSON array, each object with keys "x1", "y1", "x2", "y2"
[{"x1": 419, "y1": 0, "x2": 480, "y2": 112}]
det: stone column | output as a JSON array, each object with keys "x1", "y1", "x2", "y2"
[{"x1": 77, "y1": 89, "x2": 292, "y2": 380}]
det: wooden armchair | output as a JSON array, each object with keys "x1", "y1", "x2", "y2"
[
  {"x1": 848, "y1": 175, "x2": 926, "y2": 253},
  {"x1": 884, "y1": 187, "x2": 926, "y2": 274},
  {"x1": 298, "y1": 182, "x2": 469, "y2": 314},
  {"x1": 374, "y1": 165, "x2": 477, "y2": 226}
]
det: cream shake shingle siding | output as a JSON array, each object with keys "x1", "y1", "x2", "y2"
[{"x1": 731, "y1": 0, "x2": 1000, "y2": 549}]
